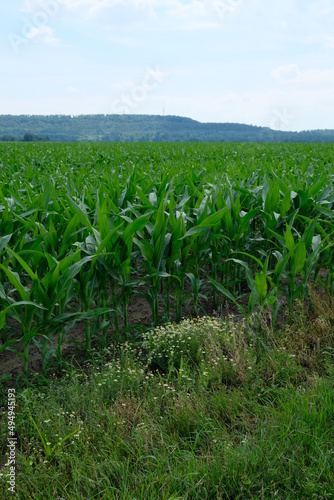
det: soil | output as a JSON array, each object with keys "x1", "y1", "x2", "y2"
[
  {"x1": 3, "y1": 270, "x2": 323, "y2": 387},
  {"x1": 0, "y1": 288, "x2": 233, "y2": 387}
]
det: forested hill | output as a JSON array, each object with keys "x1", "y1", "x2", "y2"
[{"x1": 0, "y1": 114, "x2": 334, "y2": 142}]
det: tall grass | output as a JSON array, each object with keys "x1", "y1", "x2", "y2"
[{"x1": 1, "y1": 308, "x2": 333, "y2": 499}]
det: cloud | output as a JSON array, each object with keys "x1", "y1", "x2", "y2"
[
  {"x1": 66, "y1": 85, "x2": 80, "y2": 93},
  {"x1": 271, "y1": 64, "x2": 301, "y2": 84},
  {"x1": 316, "y1": 2, "x2": 334, "y2": 18},
  {"x1": 271, "y1": 64, "x2": 334, "y2": 86},
  {"x1": 104, "y1": 32, "x2": 147, "y2": 47},
  {"x1": 174, "y1": 21, "x2": 222, "y2": 31},
  {"x1": 26, "y1": 25, "x2": 59, "y2": 44},
  {"x1": 324, "y1": 36, "x2": 334, "y2": 49},
  {"x1": 21, "y1": 0, "x2": 244, "y2": 24}
]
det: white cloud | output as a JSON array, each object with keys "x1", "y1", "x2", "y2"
[
  {"x1": 271, "y1": 64, "x2": 334, "y2": 86},
  {"x1": 23, "y1": 0, "x2": 176, "y2": 12},
  {"x1": 271, "y1": 64, "x2": 301, "y2": 85},
  {"x1": 21, "y1": 0, "x2": 245, "y2": 23},
  {"x1": 324, "y1": 36, "x2": 334, "y2": 49},
  {"x1": 26, "y1": 25, "x2": 59, "y2": 44},
  {"x1": 66, "y1": 85, "x2": 80, "y2": 93},
  {"x1": 104, "y1": 32, "x2": 147, "y2": 47},
  {"x1": 175, "y1": 21, "x2": 222, "y2": 31},
  {"x1": 316, "y1": 2, "x2": 334, "y2": 18}
]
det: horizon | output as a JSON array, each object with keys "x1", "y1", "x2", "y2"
[
  {"x1": 0, "y1": 113, "x2": 332, "y2": 134},
  {"x1": 2, "y1": 1, "x2": 333, "y2": 132}
]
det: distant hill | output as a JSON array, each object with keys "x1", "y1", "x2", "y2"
[{"x1": 0, "y1": 114, "x2": 334, "y2": 143}]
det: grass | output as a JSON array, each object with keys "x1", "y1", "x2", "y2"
[{"x1": 1, "y1": 296, "x2": 334, "y2": 499}]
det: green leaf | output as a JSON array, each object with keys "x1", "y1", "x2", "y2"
[
  {"x1": 153, "y1": 197, "x2": 167, "y2": 243},
  {"x1": 67, "y1": 196, "x2": 92, "y2": 230},
  {"x1": 0, "y1": 234, "x2": 12, "y2": 254},
  {"x1": 92, "y1": 223, "x2": 123, "y2": 264},
  {"x1": 284, "y1": 224, "x2": 295, "y2": 253},
  {"x1": 6, "y1": 247, "x2": 37, "y2": 281},
  {"x1": 181, "y1": 207, "x2": 228, "y2": 239},
  {"x1": 267, "y1": 228, "x2": 286, "y2": 246},
  {"x1": 291, "y1": 241, "x2": 306, "y2": 277},
  {"x1": 280, "y1": 192, "x2": 291, "y2": 216},
  {"x1": 199, "y1": 207, "x2": 228, "y2": 227},
  {"x1": 0, "y1": 265, "x2": 30, "y2": 302},
  {"x1": 248, "y1": 289, "x2": 259, "y2": 315},
  {"x1": 308, "y1": 175, "x2": 327, "y2": 198},
  {"x1": 302, "y1": 220, "x2": 316, "y2": 251},
  {"x1": 181, "y1": 226, "x2": 208, "y2": 239},
  {"x1": 273, "y1": 251, "x2": 290, "y2": 283},
  {"x1": 122, "y1": 215, "x2": 150, "y2": 251},
  {"x1": 133, "y1": 238, "x2": 153, "y2": 262},
  {"x1": 264, "y1": 181, "x2": 279, "y2": 214},
  {"x1": 52, "y1": 308, "x2": 113, "y2": 323},
  {"x1": 42, "y1": 251, "x2": 80, "y2": 290},
  {"x1": 60, "y1": 214, "x2": 81, "y2": 253},
  {"x1": 255, "y1": 273, "x2": 267, "y2": 303},
  {"x1": 208, "y1": 278, "x2": 246, "y2": 316},
  {"x1": 0, "y1": 301, "x2": 46, "y2": 330},
  {"x1": 0, "y1": 339, "x2": 18, "y2": 355},
  {"x1": 49, "y1": 256, "x2": 93, "y2": 309},
  {"x1": 230, "y1": 252, "x2": 264, "y2": 270}
]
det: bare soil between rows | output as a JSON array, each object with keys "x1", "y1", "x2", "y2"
[
  {"x1": 3, "y1": 272, "x2": 323, "y2": 387},
  {"x1": 1, "y1": 290, "x2": 243, "y2": 386}
]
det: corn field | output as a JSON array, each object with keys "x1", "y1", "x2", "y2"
[{"x1": 1, "y1": 142, "x2": 334, "y2": 380}]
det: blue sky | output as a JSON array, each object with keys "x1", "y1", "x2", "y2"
[{"x1": 1, "y1": 0, "x2": 334, "y2": 131}]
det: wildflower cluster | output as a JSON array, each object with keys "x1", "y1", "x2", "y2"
[{"x1": 142, "y1": 316, "x2": 238, "y2": 372}]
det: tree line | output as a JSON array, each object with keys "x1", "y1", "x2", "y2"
[{"x1": 1, "y1": 114, "x2": 333, "y2": 142}]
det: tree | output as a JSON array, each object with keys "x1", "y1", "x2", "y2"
[{"x1": 23, "y1": 132, "x2": 35, "y2": 142}]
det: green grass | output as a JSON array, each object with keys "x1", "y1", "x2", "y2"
[{"x1": 1, "y1": 307, "x2": 333, "y2": 499}]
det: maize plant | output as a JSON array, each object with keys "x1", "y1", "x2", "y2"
[{"x1": 0, "y1": 141, "x2": 333, "y2": 380}]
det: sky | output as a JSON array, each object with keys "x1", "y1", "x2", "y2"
[{"x1": 1, "y1": 0, "x2": 334, "y2": 131}]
